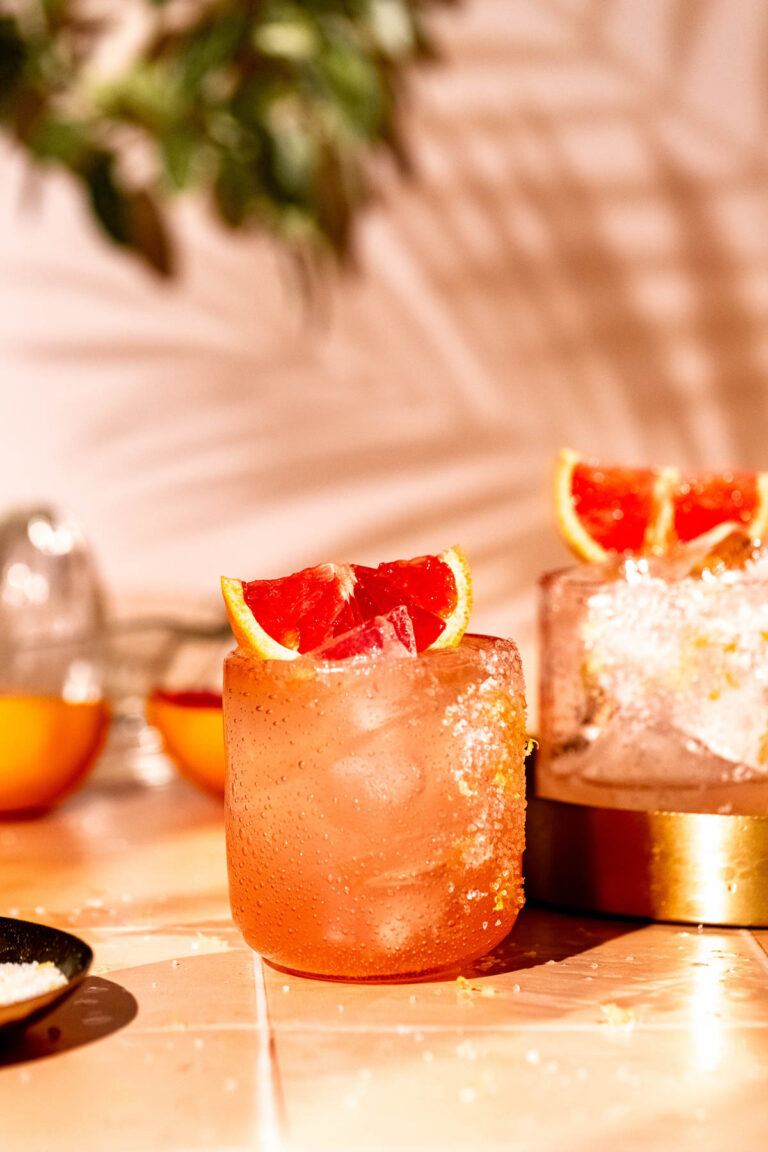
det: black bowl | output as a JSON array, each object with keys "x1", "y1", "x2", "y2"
[{"x1": 0, "y1": 917, "x2": 93, "y2": 1032}]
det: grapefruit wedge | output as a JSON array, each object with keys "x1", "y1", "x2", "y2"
[
  {"x1": 555, "y1": 448, "x2": 768, "y2": 561},
  {"x1": 221, "y1": 546, "x2": 472, "y2": 659}
]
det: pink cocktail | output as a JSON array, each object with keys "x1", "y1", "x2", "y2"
[{"x1": 224, "y1": 633, "x2": 526, "y2": 980}]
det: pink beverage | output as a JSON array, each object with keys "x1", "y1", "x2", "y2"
[{"x1": 224, "y1": 635, "x2": 527, "y2": 980}]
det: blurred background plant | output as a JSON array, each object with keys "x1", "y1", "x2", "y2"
[{"x1": 0, "y1": 0, "x2": 449, "y2": 276}]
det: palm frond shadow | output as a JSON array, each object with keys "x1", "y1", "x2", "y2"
[
  {"x1": 14, "y1": 0, "x2": 768, "y2": 601},
  {"x1": 111, "y1": 430, "x2": 544, "y2": 549}
]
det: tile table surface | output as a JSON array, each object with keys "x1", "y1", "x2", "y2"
[{"x1": 1, "y1": 771, "x2": 767, "y2": 1152}]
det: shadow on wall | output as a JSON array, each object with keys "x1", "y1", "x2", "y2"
[{"x1": 2, "y1": 0, "x2": 767, "y2": 639}]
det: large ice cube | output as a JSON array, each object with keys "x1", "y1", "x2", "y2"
[
  {"x1": 307, "y1": 605, "x2": 417, "y2": 661},
  {"x1": 662, "y1": 524, "x2": 768, "y2": 582},
  {"x1": 565, "y1": 525, "x2": 768, "y2": 585},
  {"x1": 558, "y1": 712, "x2": 757, "y2": 789}
]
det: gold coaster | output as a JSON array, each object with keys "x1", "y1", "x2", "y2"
[{"x1": 525, "y1": 793, "x2": 768, "y2": 927}]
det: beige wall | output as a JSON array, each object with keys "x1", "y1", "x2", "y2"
[{"x1": 1, "y1": 0, "x2": 768, "y2": 695}]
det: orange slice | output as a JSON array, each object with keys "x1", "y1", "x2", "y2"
[
  {"x1": 221, "y1": 546, "x2": 472, "y2": 659},
  {"x1": 146, "y1": 689, "x2": 225, "y2": 797},
  {"x1": 0, "y1": 696, "x2": 109, "y2": 813},
  {"x1": 555, "y1": 448, "x2": 768, "y2": 560}
]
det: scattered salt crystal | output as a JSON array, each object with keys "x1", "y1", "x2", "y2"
[
  {"x1": 480, "y1": 986, "x2": 495, "y2": 998},
  {"x1": 511, "y1": 983, "x2": 521, "y2": 994},
  {"x1": 524, "y1": 1048, "x2": 541, "y2": 1065},
  {"x1": 456, "y1": 975, "x2": 482, "y2": 1001},
  {"x1": 459, "y1": 1087, "x2": 477, "y2": 1104},
  {"x1": 171, "y1": 960, "x2": 180, "y2": 968},
  {"x1": 193, "y1": 933, "x2": 230, "y2": 953},
  {"x1": 600, "y1": 1002, "x2": 636, "y2": 1029},
  {"x1": 282, "y1": 984, "x2": 290, "y2": 994}
]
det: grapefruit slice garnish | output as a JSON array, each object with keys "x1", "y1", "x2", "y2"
[
  {"x1": 555, "y1": 448, "x2": 768, "y2": 561},
  {"x1": 221, "y1": 546, "x2": 472, "y2": 659},
  {"x1": 672, "y1": 471, "x2": 768, "y2": 543}
]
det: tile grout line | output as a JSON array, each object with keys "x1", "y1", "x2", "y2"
[
  {"x1": 253, "y1": 952, "x2": 288, "y2": 1152},
  {"x1": 740, "y1": 929, "x2": 768, "y2": 975},
  {"x1": 130, "y1": 1018, "x2": 768, "y2": 1036}
]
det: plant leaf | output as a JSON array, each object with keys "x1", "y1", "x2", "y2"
[
  {"x1": 127, "y1": 188, "x2": 175, "y2": 276},
  {"x1": 0, "y1": 17, "x2": 27, "y2": 105},
  {"x1": 83, "y1": 151, "x2": 130, "y2": 246}
]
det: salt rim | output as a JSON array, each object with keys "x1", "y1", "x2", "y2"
[{"x1": 0, "y1": 960, "x2": 68, "y2": 1006}]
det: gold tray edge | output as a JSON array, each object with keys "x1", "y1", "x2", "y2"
[{"x1": 525, "y1": 794, "x2": 768, "y2": 927}]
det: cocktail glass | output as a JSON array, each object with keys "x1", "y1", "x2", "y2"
[
  {"x1": 538, "y1": 532, "x2": 768, "y2": 815},
  {"x1": 145, "y1": 628, "x2": 230, "y2": 796},
  {"x1": 224, "y1": 633, "x2": 526, "y2": 980}
]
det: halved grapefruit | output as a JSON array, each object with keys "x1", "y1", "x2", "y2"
[
  {"x1": 146, "y1": 689, "x2": 226, "y2": 796},
  {"x1": 221, "y1": 546, "x2": 472, "y2": 659},
  {"x1": 555, "y1": 448, "x2": 768, "y2": 561}
]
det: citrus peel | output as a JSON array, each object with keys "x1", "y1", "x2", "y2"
[{"x1": 555, "y1": 448, "x2": 768, "y2": 561}]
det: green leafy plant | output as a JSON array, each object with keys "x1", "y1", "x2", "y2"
[{"x1": 0, "y1": 1, "x2": 450, "y2": 275}]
